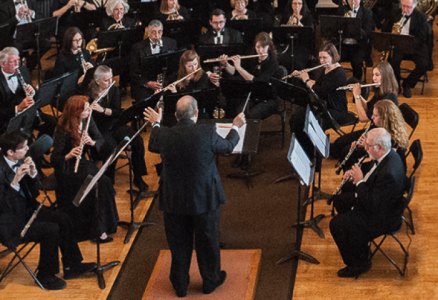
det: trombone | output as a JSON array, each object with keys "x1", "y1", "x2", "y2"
[
  {"x1": 282, "y1": 63, "x2": 329, "y2": 80},
  {"x1": 336, "y1": 83, "x2": 381, "y2": 90},
  {"x1": 204, "y1": 54, "x2": 268, "y2": 63}
]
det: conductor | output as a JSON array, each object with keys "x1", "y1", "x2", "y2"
[{"x1": 144, "y1": 96, "x2": 246, "y2": 297}]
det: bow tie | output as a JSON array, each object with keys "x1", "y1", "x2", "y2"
[
  {"x1": 7, "y1": 73, "x2": 17, "y2": 80},
  {"x1": 353, "y1": 10, "x2": 357, "y2": 13},
  {"x1": 150, "y1": 40, "x2": 163, "y2": 49},
  {"x1": 12, "y1": 161, "x2": 23, "y2": 170},
  {"x1": 15, "y1": 1, "x2": 21, "y2": 5}
]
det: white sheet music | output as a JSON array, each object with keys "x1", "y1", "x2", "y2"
[
  {"x1": 288, "y1": 136, "x2": 312, "y2": 186},
  {"x1": 216, "y1": 123, "x2": 247, "y2": 153},
  {"x1": 306, "y1": 108, "x2": 329, "y2": 158}
]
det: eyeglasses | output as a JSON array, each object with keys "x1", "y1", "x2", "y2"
[
  {"x1": 211, "y1": 21, "x2": 226, "y2": 25},
  {"x1": 365, "y1": 143, "x2": 377, "y2": 149},
  {"x1": 292, "y1": 2, "x2": 303, "y2": 5},
  {"x1": 72, "y1": 38, "x2": 83, "y2": 43}
]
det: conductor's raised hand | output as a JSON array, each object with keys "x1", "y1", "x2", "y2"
[
  {"x1": 233, "y1": 112, "x2": 246, "y2": 128},
  {"x1": 144, "y1": 107, "x2": 162, "y2": 123}
]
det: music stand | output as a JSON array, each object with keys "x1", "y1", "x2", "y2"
[
  {"x1": 270, "y1": 77, "x2": 308, "y2": 108},
  {"x1": 276, "y1": 133, "x2": 319, "y2": 265},
  {"x1": 98, "y1": 27, "x2": 144, "y2": 58},
  {"x1": 227, "y1": 18, "x2": 263, "y2": 45},
  {"x1": 372, "y1": 31, "x2": 414, "y2": 61},
  {"x1": 319, "y1": 15, "x2": 361, "y2": 56},
  {"x1": 16, "y1": 17, "x2": 58, "y2": 85},
  {"x1": 140, "y1": 49, "x2": 186, "y2": 86},
  {"x1": 126, "y1": 1, "x2": 160, "y2": 26},
  {"x1": 163, "y1": 19, "x2": 201, "y2": 49},
  {"x1": 0, "y1": 24, "x2": 11, "y2": 50},
  {"x1": 6, "y1": 103, "x2": 38, "y2": 134},
  {"x1": 45, "y1": 70, "x2": 79, "y2": 115}
]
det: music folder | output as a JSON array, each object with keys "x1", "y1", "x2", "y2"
[
  {"x1": 140, "y1": 49, "x2": 186, "y2": 80},
  {"x1": 287, "y1": 132, "x2": 315, "y2": 187},
  {"x1": 304, "y1": 105, "x2": 330, "y2": 158},
  {"x1": 162, "y1": 19, "x2": 201, "y2": 48},
  {"x1": 372, "y1": 32, "x2": 414, "y2": 55},
  {"x1": 7, "y1": 102, "x2": 38, "y2": 134}
]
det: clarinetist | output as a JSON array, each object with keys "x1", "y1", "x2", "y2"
[
  {"x1": 0, "y1": 130, "x2": 96, "y2": 290},
  {"x1": 329, "y1": 128, "x2": 406, "y2": 278}
]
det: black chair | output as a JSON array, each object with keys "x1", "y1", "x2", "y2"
[
  {"x1": 399, "y1": 103, "x2": 419, "y2": 140},
  {"x1": 367, "y1": 176, "x2": 416, "y2": 277},
  {"x1": 401, "y1": 67, "x2": 428, "y2": 95}
]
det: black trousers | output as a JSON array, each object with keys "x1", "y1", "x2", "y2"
[
  {"x1": 390, "y1": 52, "x2": 429, "y2": 88},
  {"x1": 341, "y1": 44, "x2": 366, "y2": 81},
  {"x1": 163, "y1": 208, "x2": 222, "y2": 292},
  {"x1": 22, "y1": 207, "x2": 83, "y2": 276}
]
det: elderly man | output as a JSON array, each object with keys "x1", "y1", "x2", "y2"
[
  {"x1": 144, "y1": 96, "x2": 246, "y2": 297},
  {"x1": 130, "y1": 19, "x2": 178, "y2": 103},
  {"x1": 329, "y1": 128, "x2": 406, "y2": 278}
]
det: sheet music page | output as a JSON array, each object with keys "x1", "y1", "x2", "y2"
[
  {"x1": 307, "y1": 110, "x2": 328, "y2": 158},
  {"x1": 216, "y1": 123, "x2": 247, "y2": 153},
  {"x1": 288, "y1": 138, "x2": 311, "y2": 186}
]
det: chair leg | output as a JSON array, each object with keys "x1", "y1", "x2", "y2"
[{"x1": 369, "y1": 234, "x2": 409, "y2": 276}]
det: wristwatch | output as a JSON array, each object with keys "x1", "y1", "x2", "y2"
[{"x1": 354, "y1": 95, "x2": 361, "y2": 100}]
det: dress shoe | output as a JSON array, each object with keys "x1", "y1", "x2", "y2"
[
  {"x1": 337, "y1": 261, "x2": 371, "y2": 278},
  {"x1": 203, "y1": 270, "x2": 227, "y2": 294},
  {"x1": 36, "y1": 273, "x2": 66, "y2": 290},
  {"x1": 133, "y1": 176, "x2": 149, "y2": 192},
  {"x1": 403, "y1": 85, "x2": 412, "y2": 98},
  {"x1": 172, "y1": 276, "x2": 189, "y2": 298},
  {"x1": 92, "y1": 236, "x2": 114, "y2": 244},
  {"x1": 64, "y1": 262, "x2": 97, "y2": 280}
]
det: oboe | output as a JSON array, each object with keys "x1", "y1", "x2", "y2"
[
  {"x1": 282, "y1": 63, "x2": 329, "y2": 80},
  {"x1": 335, "y1": 122, "x2": 373, "y2": 175},
  {"x1": 327, "y1": 155, "x2": 368, "y2": 205},
  {"x1": 21, "y1": 196, "x2": 48, "y2": 238}
]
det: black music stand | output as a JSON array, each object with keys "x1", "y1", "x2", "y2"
[
  {"x1": 45, "y1": 70, "x2": 79, "y2": 115},
  {"x1": 277, "y1": 133, "x2": 319, "y2": 265},
  {"x1": 162, "y1": 88, "x2": 219, "y2": 127},
  {"x1": 271, "y1": 26, "x2": 313, "y2": 72},
  {"x1": 372, "y1": 31, "x2": 414, "y2": 61},
  {"x1": 319, "y1": 15, "x2": 361, "y2": 57},
  {"x1": 163, "y1": 19, "x2": 201, "y2": 49},
  {"x1": 140, "y1": 49, "x2": 186, "y2": 87},
  {"x1": 16, "y1": 17, "x2": 58, "y2": 85},
  {"x1": 0, "y1": 24, "x2": 11, "y2": 50},
  {"x1": 127, "y1": 1, "x2": 160, "y2": 26},
  {"x1": 98, "y1": 27, "x2": 144, "y2": 58},
  {"x1": 6, "y1": 104, "x2": 38, "y2": 134},
  {"x1": 227, "y1": 18, "x2": 263, "y2": 45},
  {"x1": 72, "y1": 138, "x2": 130, "y2": 289}
]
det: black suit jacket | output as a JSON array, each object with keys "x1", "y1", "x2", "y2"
[
  {"x1": 198, "y1": 27, "x2": 243, "y2": 45},
  {"x1": 338, "y1": 4, "x2": 374, "y2": 48},
  {"x1": 0, "y1": 156, "x2": 39, "y2": 248},
  {"x1": 0, "y1": 0, "x2": 40, "y2": 37},
  {"x1": 148, "y1": 119, "x2": 239, "y2": 215}
]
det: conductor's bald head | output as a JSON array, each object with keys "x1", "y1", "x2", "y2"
[{"x1": 176, "y1": 96, "x2": 198, "y2": 121}]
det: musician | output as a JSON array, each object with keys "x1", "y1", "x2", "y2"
[
  {"x1": 51, "y1": 95, "x2": 119, "y2": 243},
  {"x1": 372, "y1": 0, "x2": 400, "y2": 29},
  {"x1": 382, "y1": 0, "x2": 430, "y2": 98},
  {"x1": 157, "y1": 0, "x2": 190, "y2": 22},
  {"x1": 0, "y1": 131, "x2": 96, "y2": 290},
  {"x1": 199, "y1": 8, "x2": 243, "y2": 45},
  {"x1": 329, "y1": 128, "x2": 406, "y2": 278},
  {"x1": 53, "y1": 27, "x2": 94, "y2": 85},
  {"x1": 130, "y1": 19, "x2": 178, "y2": 103},
  {"x1": 289, "y1": 42, "x2": 348, "y2": 134},
  {"x1": 144, "y1": 96, "x2": 246, "y2": 297},
  {"x1": 102, "y1": 0, "x2": 135, "y2": 30},
  {"x1": 87, "y1": 65, "x2": 149, "y2": 191},
  {"x1": 0, "y1": 0, "x2": 37, "y2": 38},
  {"x1": 331, "y1": 61, "x2": 399, "y2": 161},
  {"x1": 220, "y1": 31, "x2": 279, "y2": 120},
  {"x1": 337, "y1": 0, "x2": 374, "y2": 81},
  {"x1": 226, "y1": 0, "x2": 257, "y2": 20}
]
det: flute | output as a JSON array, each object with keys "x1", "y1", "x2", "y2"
[
  {"x1": 203, "y1": 54, "x2": 268, "y2": 63},
  {"x1": 336, "y1": 83, "x2": 381, "y2": 90},
  {"x1": 161, "y1": 68, "x2": 202, "y2": 92},
  {"x1": 21, "y1": 196, "x2": 48, "y2": 238},
  {"x1": 327, "y1": 155, "x2": 368, "y2": 205},
  {"x1": 282, "y1": 63, "x2": 329, "y2": 80}
]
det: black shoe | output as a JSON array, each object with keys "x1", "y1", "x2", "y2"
[
  {"x1": 203, "y1": 270, "x2": 226, "y2": 294},
  {"x1": 64, "y1": 262, "x2": 97, "y2": 280},
  {"x1": 172, "y1": 276, "x2": 189, "y2": 298},
  {"x1": 133, "y1": 176, "x2": 149, "y2": 192},
  {"x1": 92, "y1": 236, "x2": 114, "y2": 244},
  {"x1": 403, "y1": 85, "x2": 412, "y2": 98},
  {"x1": 337, "y1": 262, "x2": 371, "y2": 278},
  {"x1": 36, "y1": 273, "x2": 66, "y2": 290}
]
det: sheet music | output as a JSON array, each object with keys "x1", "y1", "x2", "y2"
[
  {"x1": 216, "y1": 123, "x2": 247, "y2": 153},
  {"x1": 288, "y1": 136, "x2": 312, "y2": 186},
  {"x1": 306, "y1": 109, "x2": 329, "y2": 158}
]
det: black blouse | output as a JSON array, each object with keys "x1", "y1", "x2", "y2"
[
  {"x1": 54, "y1": 49, "x2": 93, "y2": 77},
  {"x1": 226, "y1": 9, "x2": 257, "y2": 20},
  {"x1": 366, "y1": 92, "x2": 398, "y2": 120},
  {"x1": 156, "y1": 6, "x2": 190, "y2": 22},
  {"x1": 242, "y1": 55, "x2": 279, "y2": 82},
  {"x1": 313, "y1": 66, "x2": 348, "y2": 113},
  {"x1": 280, "y1": 11, "x2": 314, "y2": 28},
  {"x1": 88, "y1": 85, "x2": 123, "y2": 131},
  {"x1": 177, "y1": 72, "x2": 213, "y2": 92}
]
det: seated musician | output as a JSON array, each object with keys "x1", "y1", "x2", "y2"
[
  {"x1": 289, "y1": 42, "x2": 348, "y2": 135},
  {"x1": 102, "y1": 0, "x2": 135, "y2": 30},
  {"x1": 329, "y1": 128, "x2": 406, "y2": 278},
  {"x1": 337, "y1": 0, "x2": 374, "y2": 81},
  {"x1": 157, "y1": 0, "x2": 190, "y2": 22},
  {"x1": 331, "y1": 61, "x2": 399, "y2": 161},
  {"x1": 0, "y1": 131, "x2": 96, "y2": 290},
  {"x1": 53, "y1": 27, "x2": 94, "y2": 86},
  {"x1": 226, "y1": 0, "x2": 257, "y2": 20},
  {"x1": 87, "y1": 65, "x2": 149, "y2": 191},
  {"x1": 382, "y1": 0, "x2": 430, "y2": 98},
  {"x1": 220, "y1": 31, "x2": 279, "y2": 120},
  {"x1": 130, "y1": 19, "x2": 178, "y2": 103},
  {"x1": 51, "y1": 95, "x2": 119, "y2": 243},
  {"x1": 199, "y1": 9, "x2": 243, "y2": 45}
]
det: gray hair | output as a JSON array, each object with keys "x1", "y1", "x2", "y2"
[
  {"x1": 0, "y1": 47, "x2": 19, "y2": 63},
  {"x1": 105, "y1": 0, "x2": 130, "y2": 17},
  {"x1": 176, "y1": 96, "x2": 198, "y2": 120},
  {"x1": 369, "y1": 128, "x2": 392, "y2": 152},
  {"x1": 93, "y1": 65, "x2": 112, "y2": 80},
  {"x1": 148, "y1": 20, "x2": 163, "y2": 31},
  {"x1": 400, "y1": 0, "x2": 418, "y2": 7}
]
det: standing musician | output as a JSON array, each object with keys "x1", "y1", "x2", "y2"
[
  {"x1": 0, "y1": 131, "x2": 96, "y2": 290},
  {"x1": 288, "y1": 42, "x2": 348, "y2": 134},
  {"x1": 87, "y1": 65, "x2": 149, "y2": 192},
  {"x1": 199, "y1": 9, "x2": 243, "y2": 45},
  {"x1": 219, "y1": 31, "x2": 279, "y2": 120},
  {"x1": 226, "y1": 0, "x2": 257, "y2": 20},
  {"x1": 337, "y1": 0, "x2": 374, "y2": 81},
  {"x1": 144, "y1": 96, "x2": 246, "y2": 297},
  {"x1": 51, "y1": 95, "x2": 119, "y2": 243},
  {"x1": 329, "y1": 128, "x2": 406, "y2": 278},
  {"x1": 130, "y1": 19, "x2": 178, "y2": 103},
  {"x1": 382, "y1": 0, "x2": 430, "y2": 98},
  {"x1": 157, "y1": 0, "x2": 189, "y2": 22},
  {"x1": 331, "y1": 61, "x2": 399, "y2": 161}
]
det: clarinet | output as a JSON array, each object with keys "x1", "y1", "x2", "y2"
[
  {"x1": 327, "y1": 155, "x2": 368, "y2": 205},
  {"x1": 21, "y1": 196, "x2": 48, "y2": 238},
  {"x1": 15, "y1": 67, "x2": 44, "y2": 125}
]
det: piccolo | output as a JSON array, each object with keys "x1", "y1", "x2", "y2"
[
  {"x1": 336, "y1": 83, "x2": 381, "y2": 90},
  {"x1": 161, "y1": 68, "x2": 202, "y2": 92},
  {"x1": 282, "y1": 63, "x2": 329, "y2": 80},
  {"x1": 203, "y1": 54, "x2": 268, "y2": 63},
  {"x1": 327, "y1": 155, "x2": 368, "y2": 205},
  {"x1": 21, "y1": 195, "x2": 48, "y2": 238}
]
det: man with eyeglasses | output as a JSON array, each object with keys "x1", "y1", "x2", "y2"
[
  {"x1": 382, "y1": 0, "x2": 430, "y2": 98},
  {"x1": 329, "y1": 128, "x2": 406, "y2": 278},
  {"x1": 199, "y1": 9, "x2": 243, "y2": 45}
]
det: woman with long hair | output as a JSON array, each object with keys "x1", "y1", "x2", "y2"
[
  {"x1": 280, "y1": 0, "x2": 313, "y2": 27},
  {"x1": 157, "y1": 0, "x2": 189, "y2": 21},
  {"x1": 51, "y1": 95, "x2": 118, "y2": 243},
  {"x1": 226, "y1": 0, "x2": 257, "y2": 20}
]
